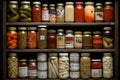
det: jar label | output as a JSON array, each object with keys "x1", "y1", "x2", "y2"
[
  {"x1": 70, "y1": 72, "x2": 80, "y2": 78},
  {"x1": 57, "y1": 9, "x2": 64, "y2": 17},
  {"x1": 50, "y1": 9, "x2": 56, "y2": 22},
  {"x1": 19, "y1": 67, "x2": 28, "y2": 77},
  {"x1": 65, "y1": 36, "x2": 74, "y2": 48},
  {"x1": 91, "y1": 69, "x2": 102, "y2": 77},
  {"x1": 39, "y1": 35, "x2": 45, "y2": 40},
  {"x1": 57, "y1": 36, "x2": 65, "y2": 48},
  {"x1": 83, "y1": 37, "x2": 92, "y2": 47},
  {"x1": 70, "y1": 63, "x2": 79, "y2": 71},
  {"x1": 74, "y1": 37, "x2": 82, "y2": 47},
  {"x1": 95, "y1": 12, "x2": 103, "y2": 21},
  {"x1": 38, "y1": 62, "x2": 47, "y2": 70},
  {"x1": 29, "y1": 70, "x2": 37, "y2": 77},
  {"x1": 70, "y1": 53, "x2": 79, "y2": 62},
  {"x1": 38, "y1": 71, "x2": 47, "y2": 79},
  {"x1": 42, "y1": 10, "x2": 49, "y2": 21}
]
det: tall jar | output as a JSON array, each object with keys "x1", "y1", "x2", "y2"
[
  {"x1": 104, "y1": 2, "x2": 114, "y2": 22},
  {"x1": 56, "y1": 3, "x2": 64, "y2": 22},
  {"x1": 59, "y1": 53, "x2": 69, "y2": 79},
  {"x1": 32, "y1": 1, "x2": 41, "y2": 22},
  {"x1": 8, "y1": 1, "x2": 19, "y2": 22},
  {"x1": 65, "y1": 2, "x2": 74, "y2": 22},
  {"x1": 75, "y1": 2, "x2": 84, "y2": 22},
  {"x1": 49, "y1": 4, "x2": 56, "y2": 22},
  {"x1": 47, "y1": 29, "x2": 56, "y2": 49},
  {"x1": 80, "y1": 53, "x2": 91, "y2": 78},
  {"x1": 27, "y1": 27, "x2": 37, "y2": 49},
  {"x1": 37, "y1": 25, "x2": 47, "y2": 49},
  {"x1": 7, "y1": 27, "x2": 17, "y2": 49},
  {"x1": 102, "y1": 53, "x2": 113, "y2": 78},
  {"x1": 103, "y1": 27, "x2": 113, "y2": 49},
  {"x1": 57, "y1": 29, "x2": 65, "y2": 48},
  {"x1": 42, "y1": 4, "x2": 49, "y2": 22},
  {"x1": 85, "y1": 2, "x2": 94, "y2": 22},
  {"x1": 95, "y1": 3, "x2": 104, "y2": 22},
  {"x1": 19, "y1": 1, "x2": 32, "y2": 22},
  {"x1": 8, "y1": 53, "x2": 18, "y2": 78},
  {"x1": 18, "y1": 27, "x2": 27, "y2": 49}
]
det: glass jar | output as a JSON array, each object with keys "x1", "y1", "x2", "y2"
[
  {"x1": 57, "y1": 29, "x2": 65, "y2": 48},
  {"x1": 65, "y1": 30, "x2": 74, "y2": 48},
  {"x1": 85, "y1": 2, "x2": 94, "y2": 22},
  {"x1": 56, "y1": 3, "x2": 64, "y2": 22},
  {"x1": 19, "y1": 1, "x2": 32, "y2": 22},
  {"x1": 28, "y1": 59, "x2": 37, "y2": 79},
  {"x1": 59, "y1": 53, "x2": 69, "y2": 79},
  {"x1": 37, "y1": 53, "x2": 47, "y2": 61},
  {"x1": 38, "y1": 70, "x2": 47, "y2": 79},
  {"x1": 103, "y1": 27, "x2": 113, "y2": 49},
  {"x1": 75, "y1": 2, "x2": 84, "y2": 22},
  {"x1": 47, "y1": 29, "x2": 56, "y2": 49},
  {"x1": 38, "y1": 61, "x2": 47, "y2": 71},
  {"x1": 65, "y1": 2, "x2": 74, "y2": 22},
  {"x1": 42, "y1": 4, "x2": 49, "y2": 22},
  {"x1": 93, "y1": 31, "x2": 102, "y2": 49},
  {"x1": 104, "y1": 2, "x2": 114, "y2": 22},
  {"x1": 7, "y1": 27, "x2": 17, "y2": 49},
  {"x1": 70, "y1": 62, "x2": 79, "y2": 71},
  {"x1": 8, "y1": 53, "x2": 18, "y2": 78},
  {"x1": 32, "y1": 1, "x2": 41, "y2": 22},
  {"x1": 18, "y1": 27, "x2": 27, "y2": 49},
  {"x1": 27, "y1": 27, "x2": 37, "y2": 49},
  {"x1": 74, "y1": 31, "x2": 82, "y2": 49},
  {"x1": 80, "y1": 53, "x2": 91, "y2": 78},
  {"x1": 37, "y1": 25, "x2": 47, "y2": 49},
  {"x1": 70, "y1": 71, "x2": 80, "y2": 79},
  {"x1": 70, "y1": 53, "x2": 79, "y2": 62},
  {"x1": 83, "y1": 31, "x2": 92, "y2": 49},
  {"x1": 49, "y1": 4, "x2": 56, "y2": 22},
  {"x1": 8, "y1": 1, "x2": 19, "y2": 22},
  {"x1": 19, "y1": 59, "x2": 28, "y2": 78},
  {"x1": 102, "y1": 53, "x2": 113, "y2": 78}
]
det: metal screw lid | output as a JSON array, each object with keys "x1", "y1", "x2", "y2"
[
  {"x1": 74, "y1": 31, "x2": 82, "y2": 35},
  {"x1": 49, "y1": 53, "x2": 58, "y2": 57},
  {"x1": 81, "y1": 53, "x2": 90, "y2": 57},
  {"x1": 103, "y1": 53, "x2": 112, "y2": 57},
  {"x1": 66, "y1": 2, "x2": 74, "y2": 5},
  {"x1": 29, "y1": 59, "x2": 36, "y2": 62},
  {"x1": 48, "y1": 29, "x2": 56, "y2": 33},
  {"x1": 66, "y1": 30, "x2": 73, "y2": 33},
  {"x1": 85, "y1": 2, "x2": 94, "y2": 5},
  {"x1": 57, "y1": 3, "x2": 64, "y2": 6},
  {"x1": 8, "y1": 27, "x2": 16, "y2": 30},
  {"x1": 105, "y1": 2, "x2": 113, "y2": 5},
  {"x1": 33, "y1": 1, "x2": 41, "y2": 5},
  {"x1": 21, "y1": 1, "x2": 30, "y2": 4},
  {"x1": 18, "y1": 27, "x2": 27, "y2": 30},
  {"x1": 42, "y1": 4, "x2": 48, "y2": 6},
  {"x1": 9, "y1": 53, "x2": 17, "y2": 57},
  {"x1": 83, "y1": 31, "x2": 91, "y2": 35},
  {"x1": 28, "y1": 27, "x2": 37, "y2": 30},
  {"x1": 59, "y1": 53, "x2": 68, "y2": 56},
  {"x1": 103, "y1": 27, "x2": 112, "y2": 30},
  {"x1": 93, "y1": 31, "x2": 101, "y2": 35},
  {"x1": 96, "y1": 3, "x2": 103, "y2": 6},
  {"x1": 50, "y1": 4, "x2": 55, "y2": 7},
  {"x1": 19, "y1": 59, "x2": 27, "y2": 62},
  {"x1": 9, "y1": 1, "x2": 18, "y2": 4}
]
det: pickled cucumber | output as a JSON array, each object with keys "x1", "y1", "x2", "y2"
[
  {"x1": 8, "y1": 5, "x2": 17, "y2": 15},
  {"x1": 20, "y1": 7, "x2": 31, "y2": 12},
  {"x1": 20, "y1": 13, "x2": 28, "y2": 19},
  {"x1": 8, "y1": 14, "x2": 19, "y2": 22},
  {"x1": 19, "y1": 10, "x2": 31, "y2": 17},
  {"x1": 20, "y1": 18, "x2": 32, "y2": 22}
]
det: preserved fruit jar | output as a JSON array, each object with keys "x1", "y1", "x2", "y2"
[
  {"x1": 42, "y1": 4, "x2": 49, "y2": 22},
  {"x1": 7, "y1": 27, "x2": 17, "y2": 49},
  {"x1": 49, "y1": 4, "x2": 56, "y2": 22}
]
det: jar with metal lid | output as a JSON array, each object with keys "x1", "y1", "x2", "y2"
[
  {"x1": 49, "y1": 4, "x2": 56, "y2": 22},
  {"x1": 32, "y1": 1, "x2": 41, "y2": 22},
  {"x1": 38, "y1": 70, "x2": 47, "y2": 79},
  {"x1": 104, "y1": 2, "x2": 114, "y2": 22},
  {"x1": 47, "y1": 29, "x2": 56, "y2": 49},
  {"x1": 8, "y1": 1, "x2": 19, "y2": 22},
  {"x1": 70, "y1": 53, "x2": 79, "y2": 62},
  {"x1": 93, "y1": 31, "x2": 102, "y2": 49},
  {"x1": 102, "y1": 53, "x2": 113, "y2": 78},
  {"x1": 8, "y1": 53, "x2": 18, "y2": 78},
  {"x1": 103, "y1": 27, "x2": 113, "y2": 49},
  {"x1": 59, "y1": 53, "x2": 69, "y2": 79},
  {"x1": 80, "y1": 53, "x2": 91, "y2": 78},
  {"x1": 37, "y1": 25, "x2": 47, "y2": 49},
  {"x1": 18, "y1": 27, "x2": 27, "y2": 49},
  {"x1": 42, "y1": 4, "x2": 49, "y2": 22},
  {"x1": 19, "y1": 59, "x2": 28, "y2": 78},
  {"x1": 85, "y1": 2, "x2": 94, "y2": 22},
  {"x1": 19, "y1": 1, "x2": 32, "y2": 22},
  {"x1": 57, "y1": 29, "x2": 65, "y2": 48},
  {"x1": 70, "y1": 71, "x2": 80, "y2": 79},
  {"x1": 38, "y1": 61, "x2": 47, "y2": 71},
  {"x1": 27, "y1": 27, "x2": 37, "y2": 49},
  {"x1": 65, "y1": 30, "x2": 74, "y2": 48},
  {"x1": 74, "y1": 31, "x2": 82, "y2": 49},
  {"x1": 7, "y1": 27, "x2": 17, "y2": 49},
  {"x1": 37, "y1": 53, "x2": 47, "y2": 61},
  {"x1": 83, "y1": 31, "x2": 92, "y2": 49},
  {"x1": 65, "y1": 2, "x2": 74, "y2": 22},
  {"x1": 56, "y1": 3, "x2": 64, "y2": 22},
  {"x1": 91, "y1": 59, "x2": 102, "y2": 79}
]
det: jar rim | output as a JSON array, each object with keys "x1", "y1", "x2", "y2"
[
  {"x1": 19, "y1": 59, "x2": 27, "y2": 62},
  {"x1": 96, "y1": 3, "x2": 103, "y2": 6},
  {"x1": 59, "y1": 53, "x2": 68, "y2": 56},
  {"x1": 75, "y1": 2, "x2": 83, "y2": 5},
  {"x1": 33, "y1": 1, "x2": 41, "y2": 5},
  {"x1": 66, "y1": 2, "x2": 74, "y2": 5},
  {"x1": 38, "y1": 25, "x2": 47, "y2": 28},
  {"x1": 9, "y1": 1, "x2": 18, "y2": 4},
  {"x1": 28, "y1": 27, "x2": 37, "y2": 30},
  {"x1": 42, "y1": 4, "x2": 48, "y2": 6},
  {"x1": 9, "y1": 53, "x2": 17, "y2": 57},
  {"x1": 18, "y1": 27, "x2": 27, "y2": 30},
  {"x1": 85, "y1": 2, "x2": 94, "y2": 5},
  {"x1": 8, "y1": 27, "x2": 16, "y2": 30},
  {"x1": 50, "y1": 4, "x2": 55, "y2": 7},
  {"x1": 21, "y1": 1, "x2": 30, "y2": 4},
  {"x1": 48, "y1": 29, "x2": 56, "y2": 33},
  {"x1": 57, "y1": 3, "x2": 64, "y2": 6},
  {"x1": 105, "y1": 2, "x2": 113, "y2": 5},
  {"x1": 104, "y1": 27, "x2": 112, "y2": 30}
]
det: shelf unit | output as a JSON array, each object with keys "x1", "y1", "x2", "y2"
[{"x1": 2, "y1": 0, "x2": 119, "y2": 80}]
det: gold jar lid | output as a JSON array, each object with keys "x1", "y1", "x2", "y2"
[
  {"x1": 81, "y1": 53, "x2": 90, "y2": 57},
  {"x1": 83, "y1": 31, "x2": 91, "y2": 35},
  {"x1": 66, "y1": 30, "x2": 73, "y2": 33},
  {"x1": 49, "y1": 53, "x2": 58, "y2": 57},
  {"x1": 93, "y1": 31, "x2": 101, "y2": 35},
  {"x1": 8, "y1": 27, "x2": 16, "y2": 30},
  {"x1": 29, "y1": 59, "x2": 36, "y2": 62},
  {"x1": 103, "y1": 53, "x2": 112, "y2": 57},
  {"x1": 48, "y1": 29, "x2": 56, "y2": 33},
  {"x1": 38, "y1": 25, "x2": 47, "y2": 28},
  {"x1": 96, "y1": 3, "x2": 103, "y2": 6},
  {"x1": 85, "y1": 2, "x2": 94, "y2": 5},
  {"x1": 75, "y1": 31, "x2": 82, "y2": 35},
  {"x1": 66, "y1": 2, "x2": 74, "y2": 5},
  {"x1": 104, "y1": 27, "x2": 112, "y2": 30},
  {"x1": 9, "y1": 53, "x2": 17, "y2": 57},
  {"x1": 19, "y1": 59, "x2": 27, "y2": 62},
  {"x1": 59, "y1": 53, "x2": 68, "y2": 56},
  {"x1": 58, "y1": 29, "x2": 64, "y2": 32},
  {"x1": 57, "y1": 3, "x2": 64, "y2": 6},
  {"x1": 105, "y1": 2, "x2": 112, "y2": 5},
  {"x1": 9, "y1": 1, "x2": 18, "y2": 4},
  {"x1": 28, "y1": 27, "x2": 37, "y2": 30},
  {"x1": 42, "y1": 4, "x2": 48, "y2": 6},
  {"x1": 21, "y1": 1, "x2": 30, "y2": 4},
  {"x1": 18, "y1": 27, "x2": 27, "y2": 30},
  {"x1": 33, "y1": 1, "x2": 41, "y2": 5},
  {"x1": 50, "y1": 4, "x2": 55, "y2": 7}
]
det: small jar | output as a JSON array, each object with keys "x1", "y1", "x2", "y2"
[
  {"x1": 56, "y1": 3, "x2": 64, "y2": 22},
  {"x1": 49, "y1": 4, "x2": 56, "y2": 22},
  {"x1": 93, "y1": 31, "x2": 102, "y2": 49},
  {"x1": 8, "y1": 53, "x2": 18, "y2": 78},
  {"x1": 18, "y1": 27, "x2": 27, "y2": 49},
  {"x1": 103, "y1": 27, "x2": 113, "y2": 49},
  {"x1": 70, "y1": 62, "x2": 79, "y2": 71},
  {"x1": 19, "y1": 59, "x2": 28, "y2": 78},
  {"x1": 38, "y1": 71, "x2": 47, "y2": 79},
  {"x1": 65, "y1": 2, "x2": 74, "y2": 22},
  {"x1": 32, "y1": 1, "x2": 41, "y2": 22},
  {"x1": 8, "y1": 1, "x2": 19, "y2": 22},
  {"x1": 37, "y1": 61, "x2": 47, "y2": 71},
  {"x1": 7, "y1": 27, "x2": 17, "y2": 49},
  {"x1": 102, "y1": 53, "x2": 113, "y2": 78},
  {"x1": 57, "y1": 29, "x2": 65, "y2": 48},
  {"x1": 47, "y1": 29, "x2": 56, "y2": 49},
  {"x1": 74, "y1": 31, "x2": 82, "y2": 49},
  {"x1": 65, "y1": 30, "x2": 74, "y2": 48},
  {"x1": 37, "y1": 53, "x2": 47, "y2": 61},
  {"x1": 70, "y1": 53, "x2": 79, "y2": 62},
  {"x1": 85, "y1": 2, "x2": 94, "y2": 22},
  {"x1": 42, "y1": 4, "x2": 49, "y2": 22},
  {"x1": 27, "y1": 27, "x2": 37, "y2": 49},
  {"x1": 70, "y1": 71, "x2": 80, "y2": 79},
  {"x1": 83, "y1": 31, "x2": 92, "y2": 49}
]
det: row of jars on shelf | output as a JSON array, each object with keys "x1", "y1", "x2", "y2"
[
  {"x1": 8, "y1": 52, "x2": 113, "y2": 79},
  {"x1": 8, "y1": 1, "x2": 114, "y2": 22},
  {"x1": 7, "y1": 25, "x2": 113, "y2": 49}
]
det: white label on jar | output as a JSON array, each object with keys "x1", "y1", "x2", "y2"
[
  {"x1": 37, "y1": 53, "x2": 47, "y2": 61},
  {"x1": 19, "y1": 67, "x2": 28, "y2": 77},
  {"x1": 70, "y1": 63, "x2": 79, "y2": 71},
  {"x1": 70, "y1": 53, "x2": 79, "y2": 62},
  {"x1": 39, "y1": 35, "x2": 45, "y2": 40},
  {"x1": 91, "y1": 69, "x2": 102, "y2": 78},
  {"x1": 57, "y1": 36, "x2": 65, "y2": 48},
  {"x1": 38, "y1": 71, "x2": 47, "y2": 79},
  {"x1": 29, "y1": 70, "x2": 37, "y2": 77},
  {"x1": 95, "y1": 12, "x2": 103, "y2": 21},
  {"x1": 70, "y1": 72, "x2": 80, "y2": 78},
  {"x1": 42, "y1": 10, "x2": 49, "y2": 21},
  {"x1": 74, "y1": 37, "x2": 82, "y2": 47},
  {"x1": 38, "y1": 62, "x2": 47, "y2": 70},
  {"x1": 65, "y1": 36, "x2": 74, "y2": 48}
]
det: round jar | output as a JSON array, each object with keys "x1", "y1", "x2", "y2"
[
  {"x1": 38, "y1": 70, "x2": 47, "y2": 79},
  {"x1": 70, "y1": 71, "x2": 80, "y2": 79},
  {"x1": 70, "y1": 53, "x2": 79, "y2": 62},
  {"x1": 70, "y1": 62, "x2": 79, "y2": 71},
  {"x1": 37, "y1": 61, "x2": 47, "y2": 71},
  {"x1": 49, "y1": 4, "x2": 56, "y2": 22},
  {"x1": 42, "y1": 4, "x2": 49, "y2": 22},
  {"x1": 37, "y1": 53, "x2": 47, "y2": 61}
]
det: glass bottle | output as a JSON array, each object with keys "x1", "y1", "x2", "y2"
[
  {"x1": 49, "y1": 4, "x2": 56, "y2": 22},
  {"x1": 42, "y1": 4, "x2": 49, "y2": 22}
]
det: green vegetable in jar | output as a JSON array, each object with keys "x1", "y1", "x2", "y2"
[{"x1": 8, "y1": 14, "x2": 19, "y2": 22}]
